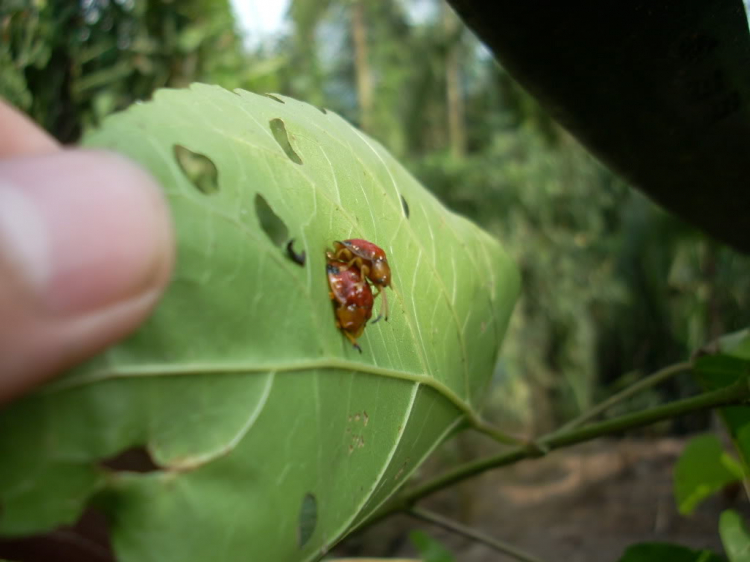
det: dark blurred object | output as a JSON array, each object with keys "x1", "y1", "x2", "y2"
[
  {"x1": 446, "y1": 0, "x2": 750, "y2": 255},
  {"x1": 0, "y1": 508, "x2": 113, "y2": 562}
]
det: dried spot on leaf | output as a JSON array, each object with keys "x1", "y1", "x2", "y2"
[
  {"x1": 264, "y1": 93, "x2": 285, "y2": 104},
  {"x1": 173, "y1": 145, "x2": 219, "y2": 195},
  {"x1": 400, "y1": 195, "x2": 410, "y2": 219},
  {"x1": 269, "y1": 118, "x2": 302, "y2": 165},
  {"x1": 255, "y1": 194, "x2": 289, "y2": 247},
  {"x1": 363, "y1": 411, "x2": 369, "y2": 426},
  {"x1": 298, "y1": 493, "x2": 317, "y2": 548},
  {"x1": 99, "y1": 447, "x2": 160, "y2": 473}
]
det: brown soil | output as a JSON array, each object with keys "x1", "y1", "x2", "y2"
[{"x1": 338, "y1": 437, "x2": 749, "y2": 561}]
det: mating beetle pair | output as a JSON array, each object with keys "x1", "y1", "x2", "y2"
[{"x1": 326, "y1": 239, "x2": 392, "y2": 352}]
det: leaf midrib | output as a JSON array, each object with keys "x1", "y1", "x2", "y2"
[{"x1": 42, "y1": 357, "x2": 478, "y2": 422}]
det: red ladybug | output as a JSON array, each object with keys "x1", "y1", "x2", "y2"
[
  {"x1": 327, "y1": 239, "x2": 392, "y2": 321},
  {"x1": 326, "y1": 258, "x2": 374, "y2": 353}
]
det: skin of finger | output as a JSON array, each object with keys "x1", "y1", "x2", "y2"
[
  {"x1": 0, "y1": 150, "x2": 174, "y2": 315},
  {"x1": 0, "y1": 283, "x2": 162, "y2": 403},
  {"x1": 0, "y1": 100, "x2": 60, "y2": 157},
  {"x1": 0, "y1": 150, "x2": 175, "y2": 403}
]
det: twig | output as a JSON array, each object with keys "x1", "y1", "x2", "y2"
[
  {"x1": 372, "y1": 378, "x2": 750, "y2": 521},
  {"x1": 552, "y1": 360, "x2": 694, "y2": 435},
  {"x1": 408, "y1": 507, "x2": 546, "y2": 562},
  {"x1": 473, "y1": 419, "x2": 529, "y2": 447}
]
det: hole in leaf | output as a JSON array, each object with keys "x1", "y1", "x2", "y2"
[
  {"x1": 99, "y1": 446, "x2": 160, "y2": 473},
  {"x1": 264, "y1": 93, "x2": 285, "y2": 104},
  {"x1": 255, "y1": 194, "x2": 289, "y2": 246},
  {"x1": 400, "y1": 195, "x2": 410, "y2": 219},
  {"x1": 286, "y1": 239, "x2": 306, "y2": 267},
  {"x1": 297, "y1": 493, "x2": 317, "y2": 548},
  {"x1": 0, "y1": 507, "x2": 114, "y2": 562},
  {"x1": 269, "y1": 118, "x2": 303, "y2": 164},
  {"x1": 173, "y1": 145, "x2": 219, "y2": 195}
]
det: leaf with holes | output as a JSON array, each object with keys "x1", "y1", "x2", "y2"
[{"x1": 0, "y1": 85, "x2": 520, "y2": 561}]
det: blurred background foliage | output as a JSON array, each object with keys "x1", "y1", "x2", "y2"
[{"x1": 3, "y1": 0, "x2": 749, "y2": 434}]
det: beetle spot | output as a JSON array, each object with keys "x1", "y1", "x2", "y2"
[
  {"x1": 255, "y1": 194, "x2": 289, "y2": 247},
  {"x1": 298, "y1": 493, "x2": 317, "y2": 548},
  {"x1": 400, "y1": 195, "x2": 410, "y2": 218},
  {"x1": 264, "y1": 93, "x2": 285, "y2": 103},
  {"x1": 269, "y1": 118, "x2": 302, "y2": 164},
  {"x1": 99, "y1": 446, "x2": 160, "y2": 473},
  {"x1": 174, "y1": 145, "x2": 219, "y2": 195},
  {"x1": 318, "y1": 106, "x2": 328, "y2": 114}
]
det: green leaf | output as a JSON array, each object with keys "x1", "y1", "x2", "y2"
[
  {"x1": 410, "y1": 530, "x2": 455, "y2": 562},
  {"x1": 694, "y1": 330, "x2": 750, "y2": 468},
  {"x1": 618, "y1": 542, "x2": 726, "y2": 562},
  {"x1": 674, "y1": 434, "x2": 743, "y2": 515},
  {"x1": 0, "y1": 85, "x2": 520, "y2": 562},
  {"x1": 720, "y1": 510, "x2": 750, "y2": 562}
]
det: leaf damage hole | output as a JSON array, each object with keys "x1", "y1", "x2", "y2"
[
  {"x1": 286, "y1": 239, "x2": 306, "y2": 266},
  {"x1": 400, "y1": 194, "x2": 410, "y2": 218},
  {"x1": 264, "y1": 93, "x2": 285, "y2": 104},
  {"x1": 255, "y1": 193, "x2": 289, "y2": 247},
  {"x1": 269, "y1": 118, "x2": 303, "y2": 164},
  {"x1": 0, "y1": 507, "x2": 115, "y2": 561},
  {"x1": 298, "y1": 493, "x2": 317, "y2": 548},
  {"x1": 99, "y1": 446, "x2": 161, "y2": 473},
  {"x1": 173, "y1": 144, "x2": 219, "y2": 195}
]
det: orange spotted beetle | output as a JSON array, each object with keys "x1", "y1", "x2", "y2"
[
  {"x1": 326, "y1": 239, "x2": 392, "y2": 321},
  {"x1": 326, "y1": 257, "x2": 374, "y2": 353}
]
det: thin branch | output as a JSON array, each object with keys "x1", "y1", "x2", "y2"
[
  {"x1": 373, "y1": 378, "x2": 750, "y2": 520},
  {"x1": 473, "y1": 419, "x2": 529, "y2": 447},
  {"x1": 409, "y1": 507, "x2": 546, "y2": 562},
  {"x1": 553, "y1": 360, "x2": 694, "y2": 435}
]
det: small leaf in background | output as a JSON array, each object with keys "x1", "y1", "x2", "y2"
[
  {"x1": 693, "y1": 330, "x2": 750, "y2": 472},
  {"x1": 674, "y1": 434, "x2": 744, "y2": 515},
  {"x1": 410, "y1": 530, "x2": 455, "y2": 562},
  {"x1": 720, "y1": 510, "x2": 750, "y2": 562},
  {"x1": 617, "y1": 542, "x2": 726, "y2": 562}
]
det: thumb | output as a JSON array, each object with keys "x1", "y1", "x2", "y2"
[{"x1": 0, "y1": 149, "x2": 174, "y2": 402}]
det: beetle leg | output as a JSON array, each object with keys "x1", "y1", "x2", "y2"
[
  {"x1": 342, "y1": 330, "x2": 363, "y2": 353},
  {"x1": 370, "y1": 285, "x2": 389, "y2": 322}
]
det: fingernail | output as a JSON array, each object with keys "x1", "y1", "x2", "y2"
[{"x1": 0, "y1": 149, "x2": 174, "y2": 316}]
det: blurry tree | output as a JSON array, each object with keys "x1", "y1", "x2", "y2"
[{"x1": 0, "y1": 0, "x2": 255, "y2": 142}]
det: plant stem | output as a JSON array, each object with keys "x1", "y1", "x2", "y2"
[
  {"x1": 553, "y1": 360, "x2": 694, "y2": 435},
  {"x1": 473, "y1": 420, "x2": 528, "y2": 447},
  {"x1": 409, "y1": 507, "x2": 546, "y2": 562},
  {"x1": 386, "y1": 378, "x2": 750, "y2": 513}
]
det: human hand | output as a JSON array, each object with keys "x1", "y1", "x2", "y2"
[{"x1": 0, "y1": 100, "x2": 174, "y2": 403}]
